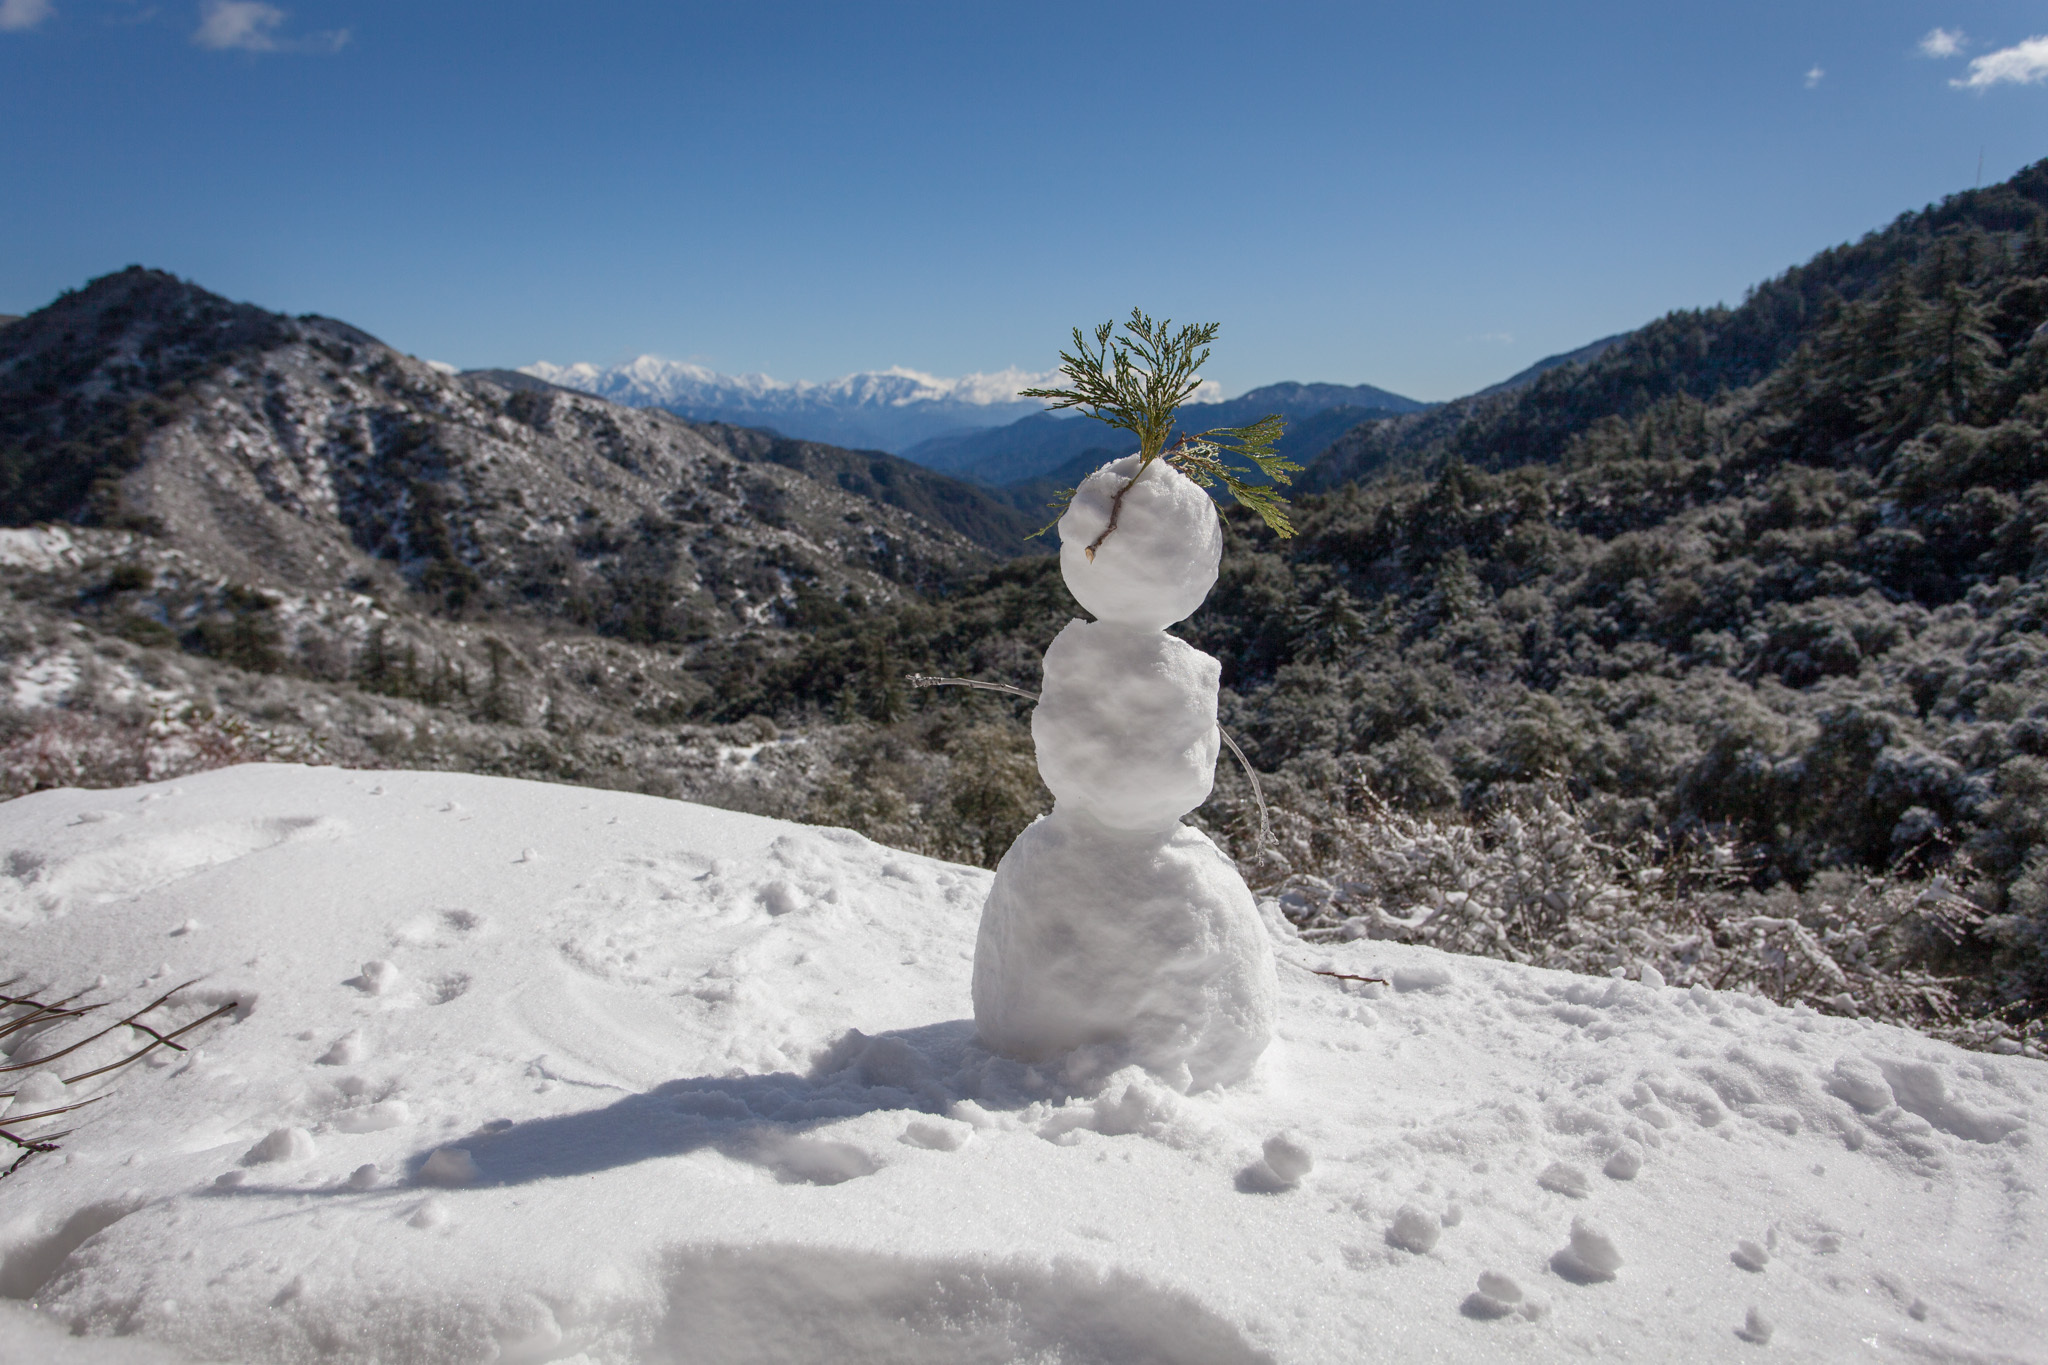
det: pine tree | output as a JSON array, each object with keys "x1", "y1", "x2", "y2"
[{"x1": 1912, "y1": 280, "x2": 2003, "y2": 423}]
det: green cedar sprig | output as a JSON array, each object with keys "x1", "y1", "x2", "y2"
[
  {"x1": 1020, "y1": 311, "x2": 1297, "y2": 541},
  {"x1": 1021, "y1": 310, "x2": 1215, "y2": 462},
  {"x1": 1163, "y1": 415, "x2": 1302, "y2": 539}
]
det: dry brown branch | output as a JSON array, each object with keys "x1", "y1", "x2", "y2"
[
  {"x1": 1302, "y1": 966, "x2": 1390, "y2": 986},
  {"x1": 0, "y1": 979, "x2": 237, "y2": 1181}
]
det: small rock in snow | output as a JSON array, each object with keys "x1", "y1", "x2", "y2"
[
  {"x1": 1551, "y1": 1215, "x2": 1623, "y2": 1283},
  {"x1": 1262, "y1": 1132, "x2": 1315, "y2": 1184},
  {"x1": 243, "y1": 1126, "x2": 316, "y2": 1165},
  {"x1": 1538, "y1": 1161, "x2": 1590, "y2": 1197},
  {"x1": 1731, "y1": 1239, "x2": 1770, "y2": 1272},
  {"x1": 355, "y1": 960, "x2": 401, "y2": 995},
  {"x1": 1387, "y1": 1203, "x2": 1441, "y2": 1254},
  {"x1": 1604, "y1": 1144, "x2": 1644, "y2": 1180},
  {"x1": 417, "y1": 1147, "x2": 479, "y2": 1185},
  {"x1": 1736, "y1": 1305, "x2": 1774, "y2": 1344}
]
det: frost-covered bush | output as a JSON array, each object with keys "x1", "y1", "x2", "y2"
[
  {"x1": 0, "y1": 703, "x2": 325, "y2": 799},
  {"x1": 1205, "y1": 781, "x2": 2040, "y2": 1058}
]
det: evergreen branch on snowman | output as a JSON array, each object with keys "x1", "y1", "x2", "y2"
[{"x1": 1020, "y1": 311, "x2": 1300, "y2": 548}]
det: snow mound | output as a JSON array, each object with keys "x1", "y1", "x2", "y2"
[
  {"x1": 0, "y1": 764, "x2": 2043, "y2": 1364},
  {"x1": 1057, "y1": 455, "x2": 1222, "y2": 629}
]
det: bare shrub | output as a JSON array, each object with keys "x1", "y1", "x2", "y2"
[
  {"x1": 1206, "y1": 780, "x2": 2040, "y2": 1058},
  {"x1": 0, "y1": 703, "x2": 328, "y2": 799}
]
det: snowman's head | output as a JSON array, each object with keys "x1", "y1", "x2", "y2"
[{"x1": 1057, "y1": 454, "x2": 1223, "y2": 630}]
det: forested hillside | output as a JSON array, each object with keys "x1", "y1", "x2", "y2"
[
  {"x1": 697, "y1": 161, "x2": 2048, "y2": 1037},
  {"x1": 2, "y1": 166, "x2": 2044, "y2": 1050}
]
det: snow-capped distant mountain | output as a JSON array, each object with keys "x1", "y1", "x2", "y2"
[{"x1": 518, "y1": 357, "x2": 1065, "y2": 453}]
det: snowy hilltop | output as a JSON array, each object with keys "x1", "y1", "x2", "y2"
[
  {"x1": 2, "y1": 763, "x2": 2044, "y2": 1363},
  {"x1": 517, "y1": 358, "x2": 1064, "y2": 453}
]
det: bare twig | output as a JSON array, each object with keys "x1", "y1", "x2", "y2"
[
  {"x1": 0, "y1": 980, "x2": 236, "y2": 1181},
  {"x1": 1303, "y1": 967, "x2": 1390, "y2": 986},
  {"x1": 0, "y1": 980, "x2": 212, "y2": 1082},
  {"x1": 906, "y1": 672, "x2": 1274, "y2": 848},
  {"x1": 905, "y1": 674, "x2": 1041, "y2": 703}
]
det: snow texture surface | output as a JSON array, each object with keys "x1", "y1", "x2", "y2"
[
  {"x1": 0, "y1": 764, "x2": 2043, "y2": 1364},
  {"x1": 1056, "y1": 455, "x2": 1222, "y2": 629},
  {"x1": 1031, "y1": 620, "x2": 1222, "y2": 831}
]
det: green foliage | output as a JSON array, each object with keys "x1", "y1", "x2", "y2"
[
  {"x1": 1021, "y1": 310, "x2": 1298, "y2": 539},
  {"x1": 1022, "y1": 310, "x2": 1217, "y2": 462},
  {"x1": 1165, "y1": 415, "x2": 1303, "y2": 538}
]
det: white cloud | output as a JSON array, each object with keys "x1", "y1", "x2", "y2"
[
  {"x1": 194, "y1": 0, "x2": 281, "y2": 48},
  {"x1": 1919, "y1": 27, "x2": 1966, "y2": 58},
  {"x1": 0, "y1": 0, "x2": 53, "y2": 33},
  {"x1": 1953, "y1": 35, "x2": 2048, "y2": 89},
  {"x1": 193, "y1": 0, "x2": 346, "y2": 53},
  {"x1": 1805, "y1": 65, "x2": 1825, "y2": 88}
]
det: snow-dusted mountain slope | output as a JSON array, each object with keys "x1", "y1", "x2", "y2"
[
  {"x1": 2, "y1": 764, "x2": 2042, "y2": 1363},
  {"x1": 0, "y1": 269, "x2": 1030, "y2": 634},
  {"x1": 518, "y1": 358, "x2": 1058, "y2": 453}
]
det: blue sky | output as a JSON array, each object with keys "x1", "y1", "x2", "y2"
[{"x1": 3, "y1": 2, "x2": 2045, "y2": 401}]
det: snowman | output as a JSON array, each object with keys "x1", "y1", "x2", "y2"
[{"x1": 971, "y1": 450, "x2": 1278, "y2": 1092}]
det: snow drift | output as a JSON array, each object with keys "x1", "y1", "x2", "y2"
[{"x1": 0, "y1": 764, "x2": 2042, "y2": 1363}]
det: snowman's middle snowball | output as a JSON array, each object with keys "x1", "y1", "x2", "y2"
[{"x1": 1033, "y1": 619, "x2": 1222, "y2": 831}]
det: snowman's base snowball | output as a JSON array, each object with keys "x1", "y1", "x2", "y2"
[
  {"x1": 972, "y1": 805, "x2": 1276, "y2": 1091},
  {"x1": 1033, "y1": 618, "x2": 1222, "y2": 831},
  {"x1": 1058, "y1": 454, "x2": 1223, "y2": 630}
]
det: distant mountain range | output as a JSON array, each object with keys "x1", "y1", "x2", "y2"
[
  {"x1": 514, "y1": 355, "x2": 1439, "y2": 472},
  {"x1": 904, "y1": 380, "x2": 1430, "y2": 487},
  {"x1": 517, "y1": 356, "x2": 1055, "y2": 454}
]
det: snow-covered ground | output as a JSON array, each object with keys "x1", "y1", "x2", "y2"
[{"x1": 0, "y1": 764, "x2": 2042, "y2": 1364}]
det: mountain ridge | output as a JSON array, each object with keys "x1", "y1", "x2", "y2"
[
  {"x1": 901, "y1": 379, "x2": 1428, "y2": 487},
  {"x1": 0, "y1": 267, "x2": 1042, "y2": 632},
  {"x1": 518, "y1": 355, "x2": 1055, "y2": 454}
]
